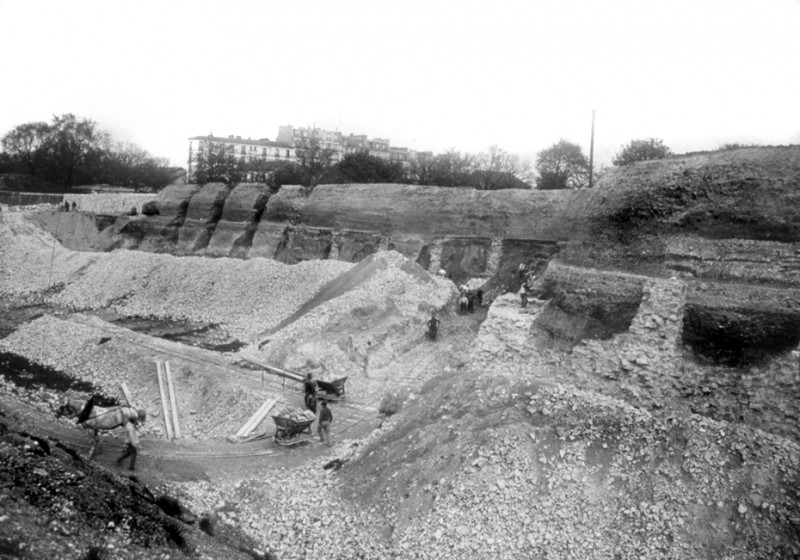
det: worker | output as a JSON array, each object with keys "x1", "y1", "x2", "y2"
[
  {"x1": 318, "y1": 400, "x2": 333, "y2": 445},
  {"x1": 115, "y1": 418, "x2": 140, "y2": 472},
  {"x1": 304, "y1": 373, "x2": 318, "y2": 413},
  {"x1": 518, "y1": 262, "x2": 526, "y2": 279},
  {"x1": 427, "y1": 313, "x2": 440, "y2": 341},
  {"x1": 520, "y1": 284, "x2": 529, "y2": 309},
  {"x1": 459, "y1": 293, "x2": 469, "y2": 314}
]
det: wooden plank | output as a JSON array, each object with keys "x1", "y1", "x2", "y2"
[
  {"x1": 156, "y1": 361, "x2": 173, "y2": 440},
  {"x1": 237, "y1": 400, "x2": 270, "y2": 438},
  {"x1": 240, "y1": 398, "x2": 277, "y2": 438},
  {"x1": 164, "y1": 361, "x2": 181, "y2": 439},
  {"x1": 235, "y1": 397, "x2": 272, "y2": 438},
  {"x1": 120, "y1": 382, "x2": 134, "y2": 407}
]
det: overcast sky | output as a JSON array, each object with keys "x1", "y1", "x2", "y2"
[{"x1": 1, "y1": 0, "x2": 799, "y2": 169}]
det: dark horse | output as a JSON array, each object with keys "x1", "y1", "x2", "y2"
[{"x1": 56, "y1": 396, "x2": 146, "y2": 458}]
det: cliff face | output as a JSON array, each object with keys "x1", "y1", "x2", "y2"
[
  {"x1": 36, "y1": 183, "x2": 575, "y2": 289},
  {"x1": 265, "y1": 184, "x2": 578, "y2": 238}
]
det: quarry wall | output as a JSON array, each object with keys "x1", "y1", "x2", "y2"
[{"x1": 34, "y1": 183, "x2": 576, "y2": 286}]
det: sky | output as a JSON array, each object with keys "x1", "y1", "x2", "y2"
[{"x1": 1, "y1": 0, "x2": 799, "y2": 169}]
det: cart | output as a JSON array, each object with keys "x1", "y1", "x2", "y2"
[
  {"x1": 272, "y1": 414, "x2": 315, "y2": 446},
  {"x1": 316, "y1": 377, "x2": 347, "y2": 401}
]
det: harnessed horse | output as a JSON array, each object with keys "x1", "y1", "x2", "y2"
[{"x1": 55, "y1": 396, "x2": 146, "y2": 458}]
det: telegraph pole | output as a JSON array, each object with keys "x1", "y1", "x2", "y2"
[{"x1": 588, "y1": 109, "x2": 595, "y2": 189}]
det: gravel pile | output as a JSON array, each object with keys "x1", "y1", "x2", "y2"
[
  {"x1": 249, "y1": 250, "x2": 455, "y2": 387},
  {"x1": 0, "y1": 214, "x2": 352, "y2": 341},
  {"x1": 0, "y1": 214, "x2": 101, "y2": 296}
]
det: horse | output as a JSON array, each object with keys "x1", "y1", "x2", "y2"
[{"x1": 55, "y1": 396, "x2": 146, "y2": 458}]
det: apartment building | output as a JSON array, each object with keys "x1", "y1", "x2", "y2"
[
  {"x1": 187, "y1": 134, "x2": 294, "y2": 180},
  {"x1": 276, "y1": 125, "x2": 429, "y2": 164},
  {"x1": 188, "y1": 126, "x2": 431, "y2": 180}
]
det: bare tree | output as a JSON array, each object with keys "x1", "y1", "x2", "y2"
[
  {"x1": 472, "y1": 145, "x2": 533, "y2": 189},
  {"x1": 295, "y1": 137, "x2": 335, "y2": 192}
]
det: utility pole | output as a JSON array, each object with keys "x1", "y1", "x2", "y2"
[{"x1": 588, "y1": 109, "x2": 595, "y2": 189}]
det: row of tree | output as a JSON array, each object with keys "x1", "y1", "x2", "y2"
[
  {"x1": 194, "y1": 137, "x2": 674, "y2": 191},
  {"x1": 192, "y1": 140, "x2": 537, "y2": 191},
  {"x1": 0, "y1": 114, "x2": 175, "y2": 190},
  {"x1": 1, "y1": 112, "x2": 676, "y2": 192}
]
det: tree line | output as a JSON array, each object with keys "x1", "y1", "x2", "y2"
[
  {"x1": 1, "y1": 112, "x2": 679, "y2": 193},
  {"x1": 192, "y1": 140, "x2": 538, "y2": 191},
  {"x1": 0, "y1": 114, "x2": 175, "y2": 190},
  {"x1": 195, "y1": 136, "x2": 675, "y2": 191}
]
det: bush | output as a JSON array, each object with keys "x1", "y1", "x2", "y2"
[
  {"x1": 379, "y1": 388, "x2": 410, "y2": 417},
  {"x1": 199, "y1": 515, "x2": 214, "y2": 536},
  {"x1": 128, "y1": 206, "x2": 137, "y2": 216},
  {"x1": 156, "y1": 494, "x2": 183, "y2": 518},
  {"x1": 612, "y1": 138, "x2": 671, "y2": 166},
  {"x1": 141, "y1": 200, "x2": 159, "y2": 216}
]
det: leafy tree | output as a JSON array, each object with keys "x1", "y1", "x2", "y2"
[
  {"x1": 331, "y1": 151, "x2": 405, "y2": 184},
  {"x1": 472, "y1": 145, "x2": 532, "y2": 189},
  {"x1": 294, "y1": 137, "x2": 335, "y2": 192},
  {"x1": 535, "y1": 140, "x2": 590, "y2": 189},
  {"x1": 1, "y1": 121, "x2": 51, "y2": 176},
  {"x1": 41, "y1": 114, "x2": 109, "y2": 186},
  {"x1": 268, "y1": 162, "x2": 305, "y2": 191},
  {"x1": 192, "y1": 141, "x2": 243, "y2": 185},
  {"x1": 612, "y1": 138, "x2": 672, "y2": 166},
  {"x1": 1, "y1": 113, "x2": 175, "y2": 190}
]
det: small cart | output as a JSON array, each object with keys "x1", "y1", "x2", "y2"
[
  {"x1": 272, "y1": 414, "x2": 315, "y2": 446},
  {"x1": 316, "y1": 377, "x2": 348, "y2": 401}
]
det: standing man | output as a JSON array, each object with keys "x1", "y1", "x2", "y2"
[
  {"x1": 427, "y1": 313, "x2": 440, "y2": 341},
  {"x1": 318, "y1": 400, "x2": 333, "y2": 445},
  {"x1": 304, "y1": 373, "x2": 318, "y2": 413},
  {"x1": 116, "y1": 418, "x2": 139, "y2": 472}
]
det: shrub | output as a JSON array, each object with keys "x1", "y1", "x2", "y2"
[
  {"x1": 612, "y1": 138, "x2": 671, "y2": 166},
  {"x1": 156, "y1": 494, "x2": 183, "y2": 518},
  {"x1": 199, "y1": 514, "x2": 214, "y2": 536},
  {"x1": 128, "y1": 206, "x2": 137, "y2": 216},
  {"x1": 141, "y1": 200, "x2": 159, "y2": 216},
  {"x1": 379, "y1": 387, "x2": 410, "y2": 417}
]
